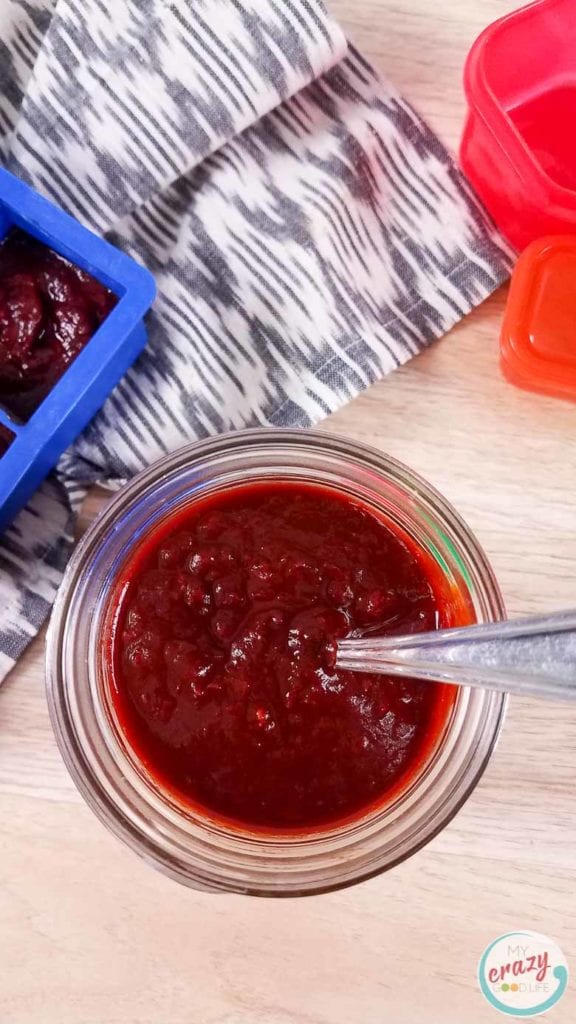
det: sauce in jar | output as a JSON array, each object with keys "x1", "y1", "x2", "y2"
[{"x1": 104, "y1": 482, "x2": 470, "y2": 832}]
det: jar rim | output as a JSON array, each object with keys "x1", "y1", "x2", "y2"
[{"x1": 46, "y1": 428, "x2": 507, "y2": 896}]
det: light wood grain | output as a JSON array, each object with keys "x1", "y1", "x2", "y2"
[{"x1": 2, "y1": 3, "x2": 576, "y2": 1023}]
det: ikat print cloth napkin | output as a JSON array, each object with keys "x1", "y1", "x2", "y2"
[{"x1": 0, "y1": 0, "x2": 512, "y2": 680}]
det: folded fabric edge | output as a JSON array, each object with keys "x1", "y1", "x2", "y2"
[{"x1": 0, "y1": 478, "x2": 85, "y2": 685}]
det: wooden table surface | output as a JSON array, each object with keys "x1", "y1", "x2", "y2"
[{"x1": 2, "y1": 2, "x2": 576, "y2": 1022}]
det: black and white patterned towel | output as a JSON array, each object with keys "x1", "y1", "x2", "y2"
[{"x1": 0, "y1": 0, "x2": 512, "y2": 682}]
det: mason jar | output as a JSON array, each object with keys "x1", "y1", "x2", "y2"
[{"x1": 46, "y1": 428, "x2": 506, "y2": 896}]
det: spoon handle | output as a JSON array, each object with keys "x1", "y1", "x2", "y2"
[{"x1": 336, "y1": 610, "x2": 576, "y2": 701}]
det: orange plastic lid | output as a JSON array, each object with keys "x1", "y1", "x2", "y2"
[{"x1": 501, "y1": 236, "x2": 576, "y2": 401}]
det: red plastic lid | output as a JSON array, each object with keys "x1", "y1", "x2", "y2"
[{"x1": 501, "y1": 236, "x2": 576, "y2": 400}]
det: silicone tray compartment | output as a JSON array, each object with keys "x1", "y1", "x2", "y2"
[
  {"x1": 0, "y1": 166, "x2": 156, "y2": 532},
  {"x1": 461, "y1": 0, "x2": 576, "y2": 250}
]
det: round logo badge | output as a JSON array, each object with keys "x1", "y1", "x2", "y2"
[{"x1": 478, "y1": 931, "x2": 568, "y2": 1017}]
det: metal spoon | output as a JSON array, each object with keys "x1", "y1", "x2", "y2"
[{"x1": 336, "y1": 610, "x2": 576, "y2": 701}]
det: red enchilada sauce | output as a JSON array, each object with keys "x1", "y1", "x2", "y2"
[
  {"x1": 0, "y1": 229, "x2": 117, "y2": 422},
  {"x1": 105, "y1": 482, "x2": 469, "y2": 831}
]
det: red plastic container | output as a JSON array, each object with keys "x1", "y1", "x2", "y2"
[{"x1": 461, "y1": 0, "x2": 576, "y2": 251}]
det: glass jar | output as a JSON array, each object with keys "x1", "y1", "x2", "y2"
[{"x1": 46, "y1": 428, "x2": 506, "y2": 896}]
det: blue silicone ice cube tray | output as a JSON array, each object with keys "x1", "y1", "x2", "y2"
[{"x1": 0, "y1": 166, "x2": 156, "y2": 532}]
